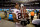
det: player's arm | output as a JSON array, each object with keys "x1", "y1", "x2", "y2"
[
  {"x1": 25, "y1": 13, "x2": 29, "y2": 18},
  {"x1": 12, "y1": 13, "x2": 19, "y2": 22}
]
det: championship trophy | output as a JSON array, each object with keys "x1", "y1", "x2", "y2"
[{"x1": 20, "y1": 4, "x2": 27, "y2": 26}]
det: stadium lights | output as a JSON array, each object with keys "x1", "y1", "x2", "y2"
[
  {"x1": 26, "y1": 4, "x2": 30, "y2": 5},
  {"x1": 24, "y1": 4, "x2": 30, "y2": 5},
  {"x1": 35, "y1": 3, "x2": 39, "y2": 4}
]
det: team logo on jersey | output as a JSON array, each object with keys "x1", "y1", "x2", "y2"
[
  {"x1": 16, "y1": 11, "x2": 18, "y2": 13},
  {"x1": 18, "y1": 13, "x2": 21, "y2": 19}
]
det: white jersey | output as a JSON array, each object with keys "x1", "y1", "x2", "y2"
[{"x1": 12, "y1": 9, "x2": 21, "y2": 20}]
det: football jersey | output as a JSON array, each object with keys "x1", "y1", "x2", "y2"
[{"x1": 12, "y1": 9, "x2": 21, "y2": 20}]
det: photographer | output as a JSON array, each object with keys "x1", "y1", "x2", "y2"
[{"x1": 32, "y1": 19, "x2": 40, "y2": 27}]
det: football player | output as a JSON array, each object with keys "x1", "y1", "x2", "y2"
[{"x1": 12, "y1": 4, "x2": 22, "y2": 27}]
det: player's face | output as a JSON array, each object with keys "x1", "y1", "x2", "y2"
[{"x1": 15, "y1": 5, "x2": 19, "y2": 9}]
